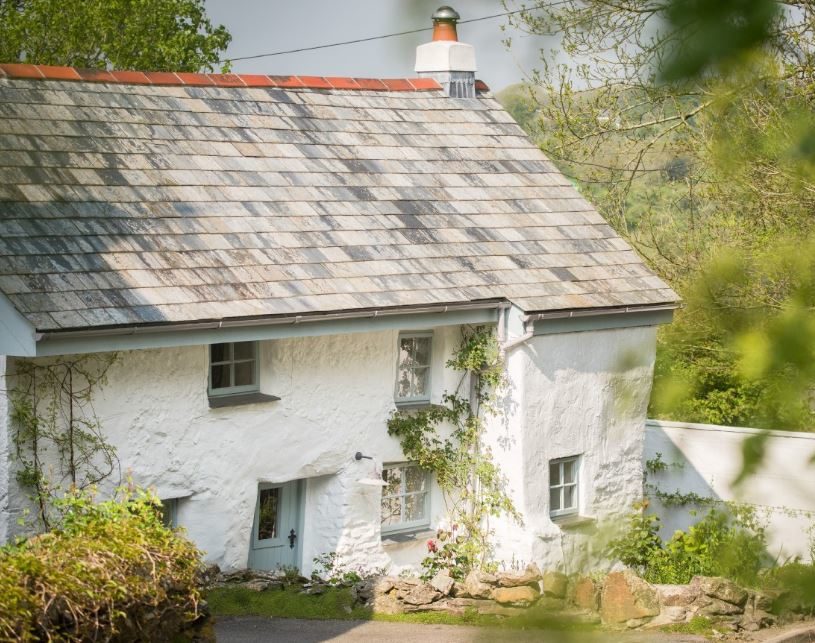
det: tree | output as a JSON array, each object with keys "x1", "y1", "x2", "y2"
[
  {"x1": 502, "y1": 0, "x2": 815, "y2": 429},
  {"x1": 0, "y1": 0, "x2": 231, "y2": 72}
]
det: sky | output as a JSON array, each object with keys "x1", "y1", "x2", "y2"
[{"x1": 204, "y1": 0, "x2": 550, "y2": 92}]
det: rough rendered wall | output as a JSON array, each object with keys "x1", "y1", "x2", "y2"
[
  {"x1": 0, "y1": 356, "x2": 8, "y2": 543},
  {"x1": 486, "y1": 326, "x2": 658, "y2": 573}
]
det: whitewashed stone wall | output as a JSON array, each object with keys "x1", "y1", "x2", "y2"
[
  {"x1": 0, "y1": 356, "x2": 9, "y2": 544},
  {"x1": 1, "y1": 323, "x2": 658, "y2": 577},
  {"x1": 646, "y1": 420, "x2": 815, "y2": 562}
]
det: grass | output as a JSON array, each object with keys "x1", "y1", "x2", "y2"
[{"x1": 660, "y1": 616, "x2": 715, "y2": 637}]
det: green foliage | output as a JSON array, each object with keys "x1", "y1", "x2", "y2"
[
  {"x1": 207, "y1": 585, "x2": 370, "y2": 621},
  {"x1": 660, "y1": 616, "x2": 715, "y2": 636},
  {"x1": 311, "y1": 552, "x2": 384, "y2": 586},
  {"x1": 387, "y1": 326, "x2": 519, "y2": 578},
  {"x1": 0, "y1": 0, "x2": 231, "y2": 71},
  {"x1": 762, "y1": 563, "x2": 815, "y2": 615},
  {"x1": 609, "y1": 504, "x2": 769, "y2": 585},
  {"x1": 419, "y1": 528, "x2": 476, "y2": 581},
  {"x1": 0, "y1": 486, "x2": 204, "y2": 642}
]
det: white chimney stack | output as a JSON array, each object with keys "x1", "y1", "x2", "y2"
[{"x1": 415, "y1": 6, "x2": 477, "y2": 98}]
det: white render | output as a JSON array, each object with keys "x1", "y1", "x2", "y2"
[
  {"x1": 646, "y1": 419, "x2": 815, "y2": 562},
  {"x1": 0, "y1": 355, "x2": 9, "y2": 544},
  {"x1": 414, "y1": 40, "x2": 477, "y2": 72},
  {"x1": 1, "y1": 323, "x2": 658, "y2": 576}
]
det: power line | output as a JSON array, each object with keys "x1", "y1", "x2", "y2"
[{"x1": 218, "y1": 6, "x2": 561, "y2": 65}]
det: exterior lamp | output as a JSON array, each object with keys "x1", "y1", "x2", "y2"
[{"x1": 355, "y1": 452, "x2": 388, "y2": 487}]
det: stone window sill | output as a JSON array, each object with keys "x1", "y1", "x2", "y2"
[
  {"x1": 382, "y1": 528, "x2": 434, "y2": 545},
  {"x1": 393, "y1": 401, "x2": 445, "y2": 412},
  {"x1": 208, "y1": 392, "x2": 281, "y2": 409},
  {"x1": 551, "y1": 514, "x2": 596, "y2": 530}
]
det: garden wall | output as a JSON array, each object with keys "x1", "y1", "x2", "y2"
[{"x1": 645, "y1": 419, "x2": 815, "y2": 561}]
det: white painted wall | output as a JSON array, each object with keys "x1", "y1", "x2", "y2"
[
  {"x1": 487, "y1": 325, "x2": 658, "y2": 574},
  {"x1": 0, "y1": 356, "x2": 9, "y2": 544},
  {"x1": 645, "y1": 420, "x2": 815, "y2": 562},
  {"x1": 1, "y1": 322, "x2": 659, "y2": 577}
]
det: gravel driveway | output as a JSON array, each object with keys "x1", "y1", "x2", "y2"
[{"x1": 215, "y1": 616, "x2": 708, "y2": 643}]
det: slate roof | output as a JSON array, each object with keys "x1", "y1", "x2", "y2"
[{"x1": 0, "y1": 64, "x2": 677, "y2": 332}]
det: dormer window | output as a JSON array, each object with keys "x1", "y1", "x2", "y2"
[
  {"x1": 209, "y1": 341, "x2": 259, "y2": 397},
  {"x1": 395, "y1": 332, "x2": 432, "y2": 405}
]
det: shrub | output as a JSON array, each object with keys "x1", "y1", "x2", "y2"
[
  {"x1": 609, "y1": 504, "x2": 769, "y2": 585},
  {"x1": 0, "y1": 487, "x2": 205, "y2": 642}
]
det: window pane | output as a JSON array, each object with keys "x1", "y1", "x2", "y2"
[
  {"x1": 549, "y1": 462, "x2": 560, "y2": 486},
  {"x1": 563, "y1": 460, "x2": 575, "y2": 484},
  {"x1": 257, "y1": 488, "x2": 279, "y2": 540},
  {"x1": 550, "y1": 487, "x2": 561, "y2": 511},
  {"x1": 563, "y1": 485, "x2": 576, "y2": 510},
  {"x1": 405, "y1": 466, "x2": 426, "y2": 493},
  {"x1": 210, "y1": 343, "x2": 228, "y2": 363},
  {"x1": 383, "y1": 468, "x2": 402, "y2": 497},
  {"x1": 413, "y1": 367, "x2": 429, "y2": 398},
  {"x1": 234, "y1": 361, "x2": 255, "y2": 387},
  {"x1": 233, "y1": 341, "x2": 255, "y2": 361},
  {"x1": 396, "y1": 368, "x2": 412, "y2": 398},
  {"x1": 414, "y1": 337, "x2": 431, "y2": 366},
  {"x1": 381, "y1": 497, "x2": 402, "y2": 526},
  {"x1": 405, "y1": 493, "x2": 426, "y2": 522},
  {"x1": 399, "y1": 338, "x2": 414, "y2": 368},
  {"x1": 210, "y1": 364, "x2": 230, "y2": 389}
]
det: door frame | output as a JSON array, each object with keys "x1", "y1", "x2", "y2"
[{"x1": 249, "y1": 479, "x2": 304, "y2": 571}]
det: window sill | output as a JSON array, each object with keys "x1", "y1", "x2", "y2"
[
  {"x1": 208, "y1": 392, "x2": 281, "y2": 409},
  {"x1": 550, "y1": 514, "x2": 596, "y2": 530},
  {"x1": 393, "y1": 401, "x2": 445, "y2": 412},
  {"x1": 382, "y1": 528, "x2": 434, "y2": 545}
]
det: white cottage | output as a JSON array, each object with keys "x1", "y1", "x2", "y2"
[{"x1": 0, "y1": 8, "x2": 677, "y2": 576}]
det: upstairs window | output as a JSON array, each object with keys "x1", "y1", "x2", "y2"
[
  {"x1": 549, "y1": 456, "x2": 580, "y2": 518},
  {"x1": 395, "y1": 332, "x2": 432, "y2": 404},
  {"x1": 381, "y1": 463, "x2": 430, "y2": 535},
  {"x1": 209, "y1": 341, "x2": 259, "y2": 397}
]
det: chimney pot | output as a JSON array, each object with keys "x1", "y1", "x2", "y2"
[
  {"x1": 415, "y1": 5, "x2": 477, "y2": 98},
  {"x1": 432, "y1": 6, "x2": 460, "y2": 41}
]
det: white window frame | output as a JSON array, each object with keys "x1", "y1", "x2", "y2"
[
  {"x1": 549, "y1": 455, "x2": 580, "y2": 518},
  {"x1": 394, "y1": 331, "x2": 433, "y2": 405},
  {"x1": 208, "y1": 341, "x2": 260, "y2": 397},
  {"x1": 381, "y1": 462, "x2": 431, "y2": 535}
]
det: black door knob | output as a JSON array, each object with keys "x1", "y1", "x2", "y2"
[{"x1": 288, "y1": 529, "x2": 297, "y2": 549}]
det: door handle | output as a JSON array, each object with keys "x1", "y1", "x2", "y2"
[{"x1": 288, "y1": 529, "x2": 297, "y2": 549}]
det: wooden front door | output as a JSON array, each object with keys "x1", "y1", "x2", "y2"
[{"x1": 248, "y1": 480, "x2": 302, "y2": 571}]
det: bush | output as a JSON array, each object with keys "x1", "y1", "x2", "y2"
[
  {"x1": 609, "y1": 503, "x2": 769, "y2": 585},
  {"x1": 0, "y1": 487, "x2": 205, "y2": 642}
]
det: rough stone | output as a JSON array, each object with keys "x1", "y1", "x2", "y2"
[
  {"x1": 401, "y1": 584, "x2": 442, "y2": 606},
  {"x1": 537, "y1": 596, "x2": 566, "y2": 611},
  {"x1": 492, "y1": 585, "x2": 540, "y2": 607},
  {"x1": 599, "y1": 571, "x2": 660, "y2": 625},
  {"x1": 244, "y1": 579, "x2": 273, "y2": 592},
  {"x1": 373, "y1": 577, "x2": 397, "y2": 596},
  {"x1": 572, "y1": 576, "x2": 600, "y2": 611},
  {"x1": 373, "y1": 592, "x2": 403, "y2": 615},
  {"x1": 429, "y1": 571, "x2": 455, "y2": 596},
  {"x1": 654, "y1": 583, "x2": 701, "y2": 607},
  {"x1": 541, "y1": 570, "x2": 568, "y2": 598},
  {"x1": 497, "y1": 564, "x2": 542, "y2": 588},
  {"x1": 691, "y1": 576, "x2": 748, "y2": 607},
  {"x1": 476, "y1": 603, "x2": 526, "y2": 617},
  {"x1": 461, "y1": 570, "x2": 494, "y2": 599},
  {"x1": 694, "y1": 597, "x2": 744, "y2": 617},
  {"x1": 643, "y1": 606, "x2": 689, "y2": 628}
]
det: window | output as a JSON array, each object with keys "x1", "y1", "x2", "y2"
[
  {"x1": 209, "y1": 341, "x2": 258, "y2": 396},
  {"x1": 395, "y1": 332, "x2": 432, "y2": 403},
  {"x1": 160, "y1": 498, "x2": 179, "y2": 528},
  {"x1": 549, "y1": 456, "x2": 579, "y2": 518},
  {"x1": 381, "y1": 463, "x2": 430, "y2": 534},
  {"x1": 256, "y1": 487, "x2": 280, "y2": 541}
]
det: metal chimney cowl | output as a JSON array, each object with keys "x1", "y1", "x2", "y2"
[{"x1": 415, "y1": 6, "x2": 477, "y2": 98}]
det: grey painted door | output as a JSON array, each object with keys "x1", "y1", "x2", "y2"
[{"x1": 248, "y1": 480, "x2": 302, "y2": 571}]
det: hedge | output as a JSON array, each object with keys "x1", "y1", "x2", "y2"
[{"x1": 0, "y1": 488, "x2": 206, "y2": 642}]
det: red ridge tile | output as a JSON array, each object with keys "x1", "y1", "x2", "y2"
[
  {"x1": 325, "y1": 77, "x2": 361, "y2": 90},
  {"x1": 208, "y1": 73, "x2": 246, "y2": 87},
  {"x1": 77, "y1": 68, "x2": 117, "y2": 83},
  {"x1": 175, "y1": 72, "x2": 215, "y2": 86},
  {"x1": 407, "y1": 77, "x2": 442, "y2": 91},
  {"x1": 475, "y1": 79, "x2": 490, "y2": 92},
  {"x1": 268, "y1": 76, "x2": 304, "y2": 88},
  {"x1": 110, "y1": 70, "x2": 152, "y2": 84},
  {"x1": 238, "y1": 74, "x2": 275, "y2": 87},
  {"x1": 382, "y1": 78, "x2": 413, "y2": 91},
  {"x1": 354, "y1": 78, "x2": 388, "y2": 91},
  {"x1": 37, "y1": 65, "x2": 81, "y2": 81},
  {"x1": 144, "y1": 71, "x2": 181, "y2": 85},
  {"x1": 297, "y1": 76, "x2": 332, "y2": 89},
  {"x1": 0, "y1": 63, "x2": 45, "y2": 79}
]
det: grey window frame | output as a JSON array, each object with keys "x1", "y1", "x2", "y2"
[
  {"x1": 208, "y1": 341, "x2": 260, "y2": 397},
  {"x1": 549, "y1": 455, "x2": 580, "y2": 518},
  {"x1": 381, "y1": 462, "x2": 431, "y2": 535},
  {"x1": 160, "y1": 498, "x2": 179, "y2": 528},
  {"x1": 394, "y1": 331, "x2": 433, "y2": 405}
]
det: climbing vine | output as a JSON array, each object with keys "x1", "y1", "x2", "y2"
[
  {"x1": 10, "y1": 353, "x2": 120, "y2": 530},
  {"x1": 386, "y1": 326, "x2": 520, "y2": 577}
]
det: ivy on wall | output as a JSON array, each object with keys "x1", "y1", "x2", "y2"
[
  {"x1": 386, "y1": 326, "x2": 520, "y2": 576},
  {"x1": 10, "y1": 354, "x2": 120, "y2": 530}
]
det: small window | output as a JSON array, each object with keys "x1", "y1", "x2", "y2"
[
  {"x1": 549, "y1": 456, "x2": 580, "y2": 518},
  {"x1": 209, "y1": 341, "x2": 259, "y2": 397},
  {"x1": 395, "y1": 332, "x2": 432, "y2": 404},
  {"x1": 257, "y1": 487, "x2": 280, "y2": 541},
  {"x1": 381, "y1": 463, "x2": 430, "y2": 534},
  {"x1": 160, "y1": 498, "x2": 179, "y2": 528}
]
